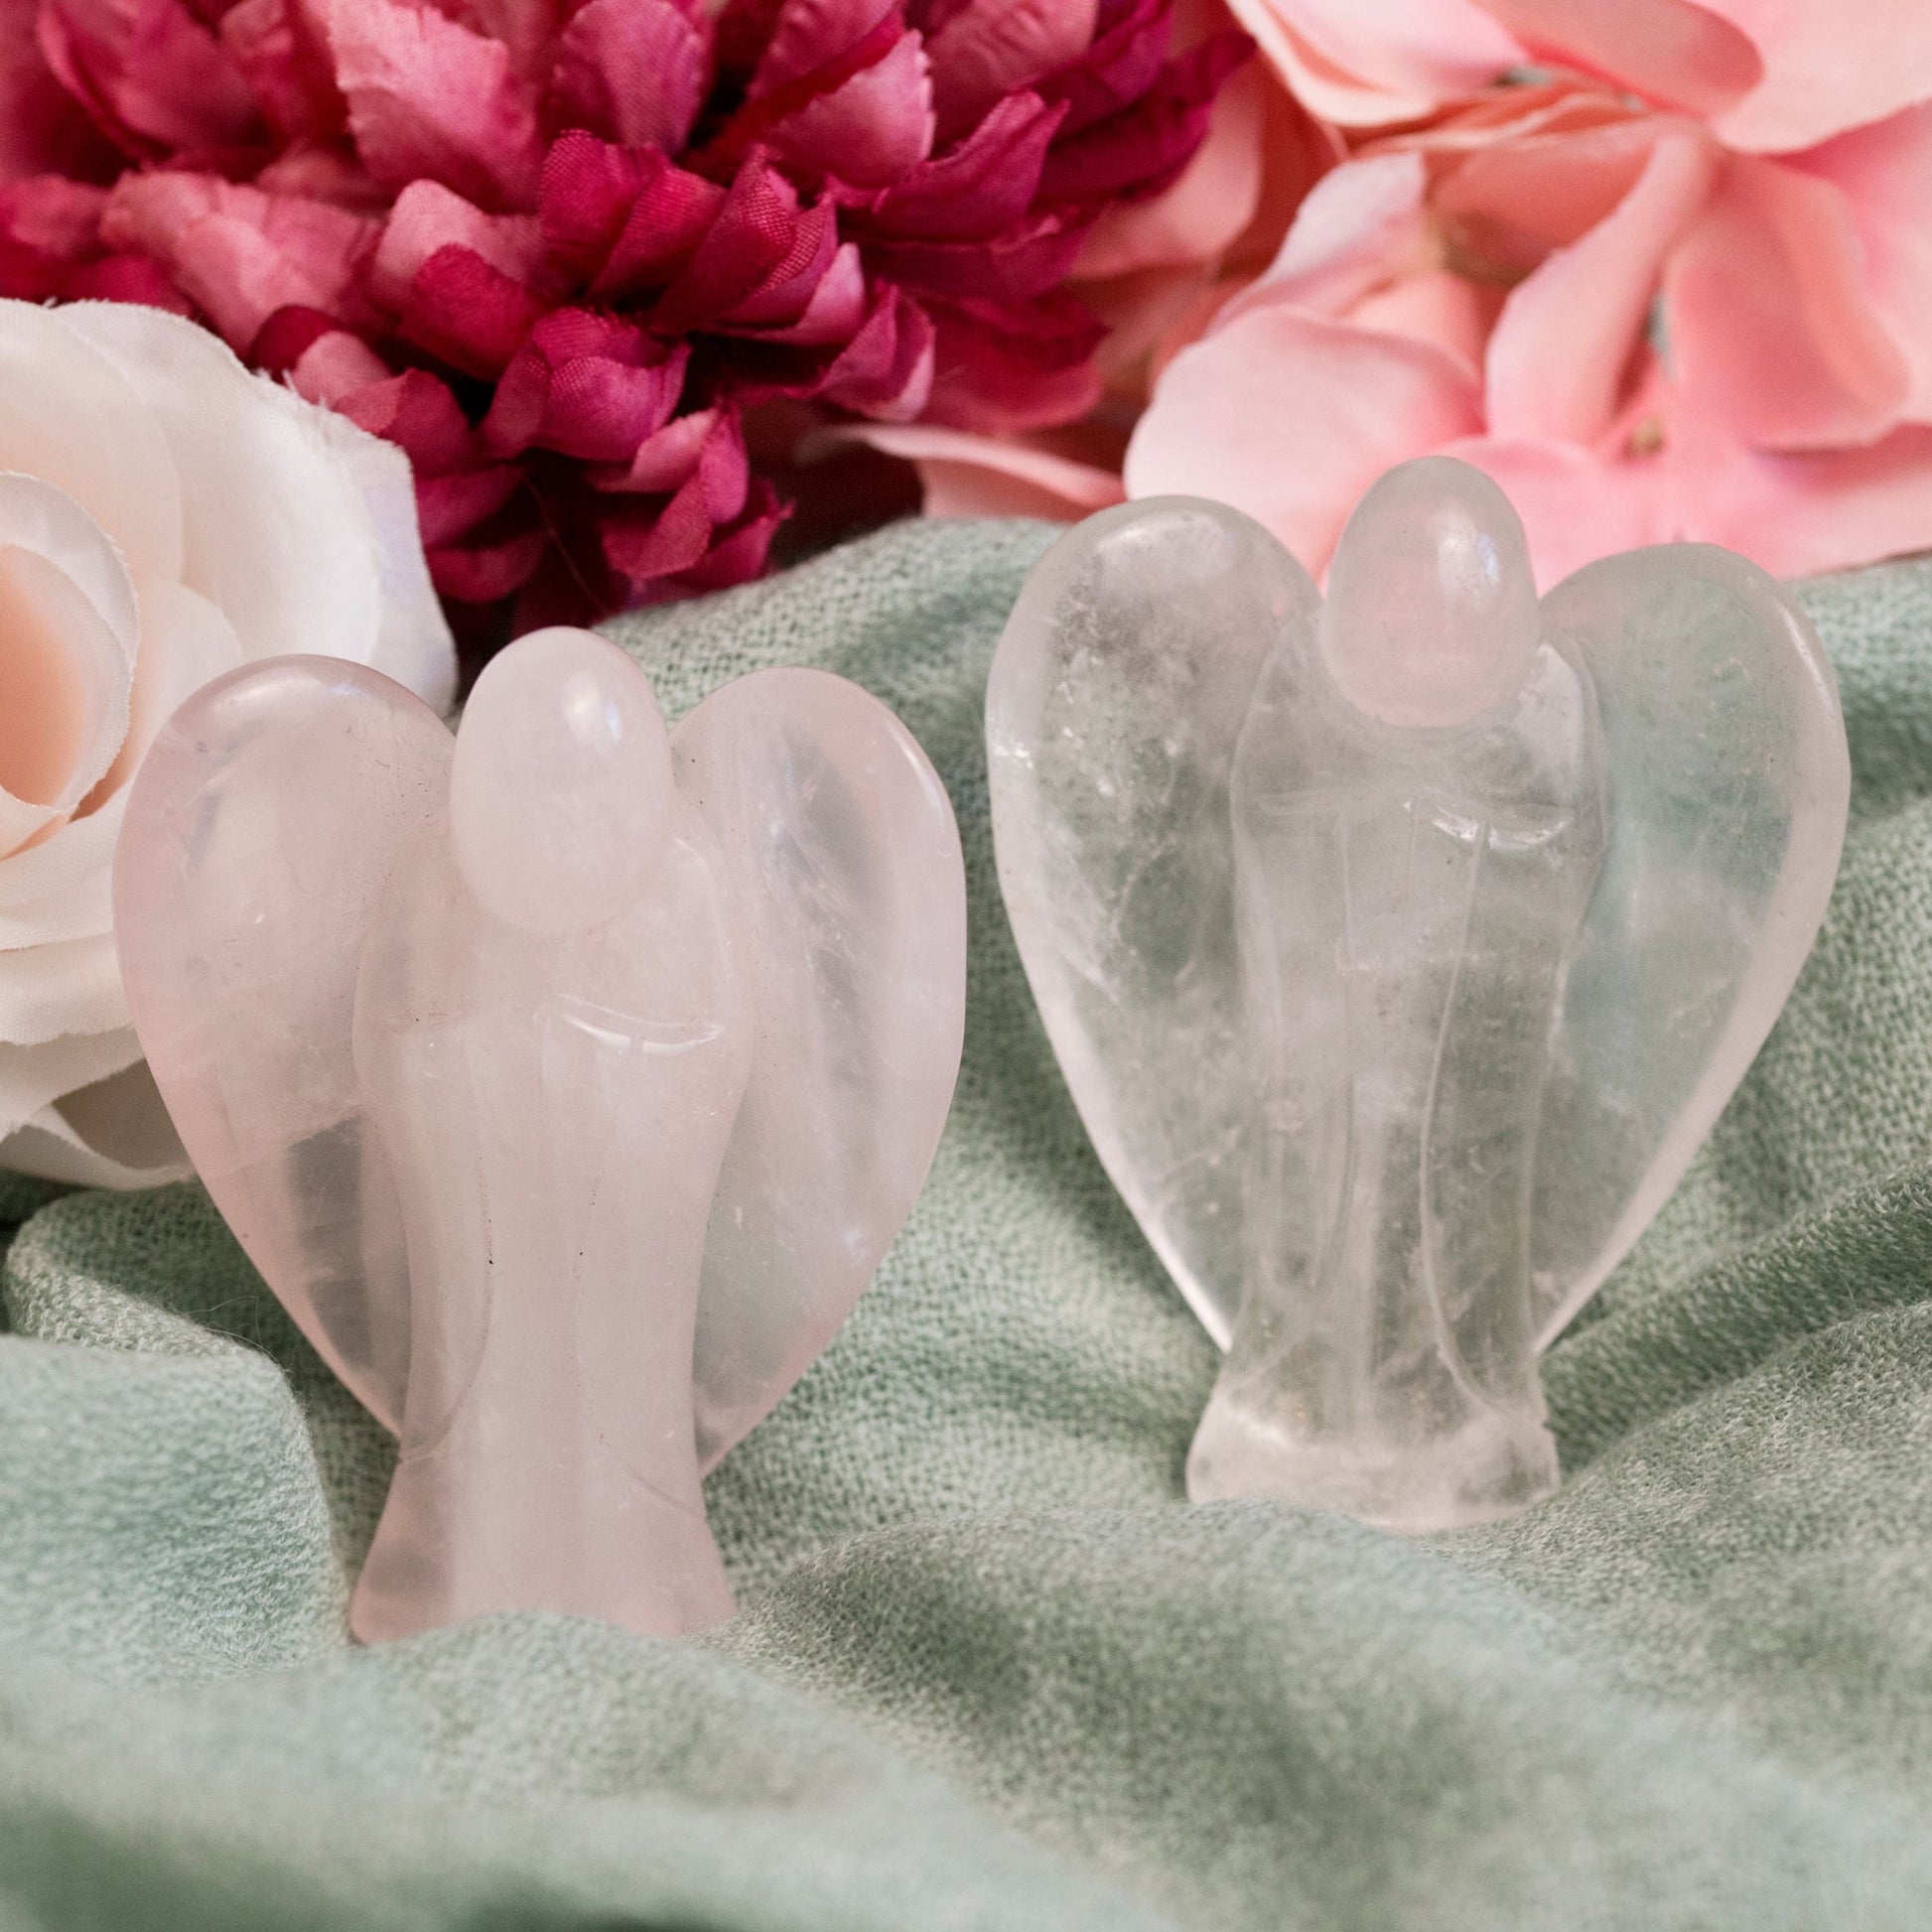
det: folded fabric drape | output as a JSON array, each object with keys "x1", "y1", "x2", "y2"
[{"x1": 3, "y1": 516, "x2": 1932, "y2": 1930}]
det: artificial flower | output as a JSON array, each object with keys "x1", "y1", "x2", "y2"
[
  {"x1": 0, "y1": 0, "x2": 1248, "y2": 646},
  {"x1": 0, "y1": 297, "x2": 453, "y2": 1187},
  {"x1": 916, "y1": 5, "x2": 1932, "y2": 589},
  {"x1": 1126, "y1": 75, "x2": 1932, "y2": 585}
]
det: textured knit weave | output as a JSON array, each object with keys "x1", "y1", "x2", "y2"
[{"x1": 4, "y1": 519, "x2": 1932, "y2": 1931}]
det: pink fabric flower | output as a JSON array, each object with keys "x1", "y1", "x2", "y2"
[
  {"x1": 0, "y1": 0, "x2": 1248, "y2": 646},
  {"x1": 1127, "y1": 76, "x2": 1932, "y2": 585}
]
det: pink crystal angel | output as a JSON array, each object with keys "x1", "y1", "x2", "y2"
[{"x1": 114, "y1": 629, "x2": 966, "y2": 1640}]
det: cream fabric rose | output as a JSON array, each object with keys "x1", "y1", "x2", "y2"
[{"x1": 0, "y1": 299, "x2": 456, "y2": 1188}]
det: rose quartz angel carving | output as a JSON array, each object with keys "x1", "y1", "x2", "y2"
[
  {"x1": 989, "y1": 460, "x2": 1850, "y2": 1533},
  {"x1": 113, "y1": 629, "x2": 966, "y2": 1641}
]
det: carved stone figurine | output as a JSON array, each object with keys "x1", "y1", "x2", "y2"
[
  {"x1": 114, "y1": 628, "x2": 966, "y2": 1639},
  {"x1": 988, "y1": 459, "x2": 1850, "y2": 1532}
]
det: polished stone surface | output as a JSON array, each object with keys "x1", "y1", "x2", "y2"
[
  {"x1": 115, "y1": 628, "x2": 966, "y2": 1638},
  {"x1": 989, "y1": 461, "x2": 1850, "y2": 1531}
]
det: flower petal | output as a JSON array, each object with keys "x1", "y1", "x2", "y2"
[
  {"x1": 923, "y1": 0, "x2": 1098, "y2": 142},
  {"x1": 1793, "y1": 103, "x2": 1932, "y2": 422},
  {"x1": 1075, "y1": 51, "x2": 1273, "y2": 278},
  {"x1": 1037, "y1": 30, "x2": 1252, "y2": 209},
  {"x1": 92, "y1": 578, "x2": 243, "y2": 804},
  {"x1": 368, "y1": 178, "x2": 543, "y2": 313},
  {"x1": 326, "y1": 0, "x2": 544, "y2": 210},
  {"x1": 831, "y1": 421, "x2": 1126, "y2": 518},
  {"x1": 1703, "y1": 0, "x2": 1932, "y2": 154},
  {"x1": 0, "y1": 297, "x2": 183, "y2": 590},
  {"x1": 1664, "y1": 154, "x2": 1909, "y2": 452},
  {"x1": 1455, "y1": 414, "x2": 1932, "y2": 587},
  {"x1": 1124, "y1": 305, "x2": 1483, "y2": 572},
  {"x1": 62, "y1": 300, "x2": 455, "y2": 708},
  {"x1": 765, "y1": 26, "x2": 935, "y2": 188},
  {"x1": 0, "y1": 479, "x2": 136, "y2": 858},
  {"x1": 101, "y1": 172, "x2": 379, "y2": 353},
  {"x1": 817, "y1": 281, "x2": 934, "y2": 417},
  {"x1": 37, "y1": 0, "x2": 264, "y2": 153},
  {"x1": 748, "y1": 0, "x2": 896, "y2": 94},
  {"x1": 0, "y1": 1009, "x2": 144, "y2": 1130},
  {"x1": 549, "y1": 0, "x2": 710, "y2": 152},
  {"x1": 649, "y1": 154, "x2": 808, "y2": 334},
  {"x1": 1222, "y1": 0, "x2": 1520, "y2": 127},
  {"x1": 1485, "y1": 127, "x2": 1716, "y2": 445},
  {"x1": 0, "y1": 0, "x2": 113, "y2": 182},
  {"x1": 1433, "y1": 113, "x2": 1665, "y2": 261},
  {"x1": 1212, "y1": 149, "x2": 1427, "y2": 328},
  {"x1": 1478, "y1": 0, "x2": 1761, "y2": 121}
]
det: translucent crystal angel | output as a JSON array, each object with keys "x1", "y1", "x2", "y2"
[
  {"x1": 988, "y1": 460, "x2": 1849, "y2": 1531},
  {"x1": 114, "y1": 628, "x2": 966, "y2": 1638}
]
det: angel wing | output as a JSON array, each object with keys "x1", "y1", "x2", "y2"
[
  {"x1": 673, "y1": 668, "x2": 967, "y2": 1470},
  {"x1": 113, "y1": 657, "x2": 453, "y2": 1430},
  {"x1": 985, "y1": 497, "x2": 1319, "y2": 1347},
  {"x1": 1529, "y1": 545, "x2": 1851, "y2": 1346}
]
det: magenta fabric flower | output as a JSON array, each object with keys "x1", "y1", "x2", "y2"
[{"x1": 0, "y1": 0, "x2": 1245, "y2": 641}]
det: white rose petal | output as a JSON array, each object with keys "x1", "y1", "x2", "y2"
[
  {"x1": 0, "y1": 300, "x2": 183, "y2": 589},
  {"x1": 62, "y1": 303, "x2": 456, "y2": 712},
  {"x1": 0, "y1": 299, "x2": 458, "y2": 1189}
]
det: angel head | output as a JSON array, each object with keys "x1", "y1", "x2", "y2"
[{"x1": 114, "y1": 628, "x2": 967, "y2": 1640}]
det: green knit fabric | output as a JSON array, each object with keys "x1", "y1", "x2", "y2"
[{"x1": 5, "y1": 518, "x2": 1932, "y2": 1931}]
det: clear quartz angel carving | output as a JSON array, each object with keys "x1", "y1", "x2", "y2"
[
  {"x1": 114, "y1": 628, "x2": 966, "y2": 1638},
  {"x1": 988, "y1": 460, "x2": 1850, "y2": 1532}
]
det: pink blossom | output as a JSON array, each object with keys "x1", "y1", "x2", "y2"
[{"x1": 1127, "y1": 78, "x2": 1932, "y2": 585}]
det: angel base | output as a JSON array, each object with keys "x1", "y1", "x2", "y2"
[{"x1": 1186, "y1": 1387, "x2": 1560, "y2": 1534}]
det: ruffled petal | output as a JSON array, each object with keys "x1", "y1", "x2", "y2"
[
  {"x1": 817, "y1": 280, "x2": 933, "y2": 416},
  {"x1": 1210, "y1": 148, "x2": 1426, "y2": 328},
  {"x1": 647, "y1": 154, "x2": 799, "y2": 330},
  {"x1": 368, "y1": 178, "x2": 543, "y2": 312},
  {"x1": 1075, "y1": 51, "x2": 1274, "y2": 278},
  {"x1": 1222, "y1": 0, "x2": 1520, "y2": 127},
  {"x1": 764, "y1": 26, "x2": 935, "y2": 188},
  {"x1": 101, "y1": 172, "x2": 380, "y2": 353},
  {"x1": 919, "y1": 290, "x2": 1106, "y2": 431},
  {"x1": 0, "y1": 1049, "x2": 189, "y2": 1188},
  {"x1": 1484, "y1": 126, "x2": 1716, "y2": 445},
  {"x1": 326, "y1": 0, "x2": 545, "y2": 210},
  {"x1": 37, "y1": 0, "x2": 264, "y2": 154},
  {"x1": 858, "y1": 89, "x2": 1066, "y2": 240},
  {"x1": 0, "y1": 476, "x2": 136, "y2": 858},
  {"x1": 1478, "y1": 0, "x2": 1761, "y2": 121},
  {"x1": 1703, "y1": 0, "x2": 1932, "y2": 154},
  {"x1": 62, "y1": 300, "x2": 455, "y2": 707},
  {"x1": 0, "y1": 0, "x2": 115, "y2": 181},
  {"x1": 1793, "y1": 102, "x2": 1932, "y2": 422},
  {"x1": 548, "y1": 0, "x2": 711, "y2": 153},
  {"x1": 1455, "y1": 412, "x2": 1932, "y2": 588},
  {"x1": 923, "y1": 0, "x2": 1098, "y2": 142},
  {"x1": 832, "y1": 420, "x2": 1126, "y2": 517},
  {"x1": 1664, "y1": 153, "x2": 1909, "y2": 452},
  {"x1": 1036, "y1": 29, "x2": 1252, "y2": 211},
  {"x1": 482, "y1": 309, "x2": 688, "y2": 461},
  {"x1": 1124, "y1": 304, "x2": 1483, "y2": 571},
  {"x1": 0, "y1": 297, "x2": 183, "y2": 590}
]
